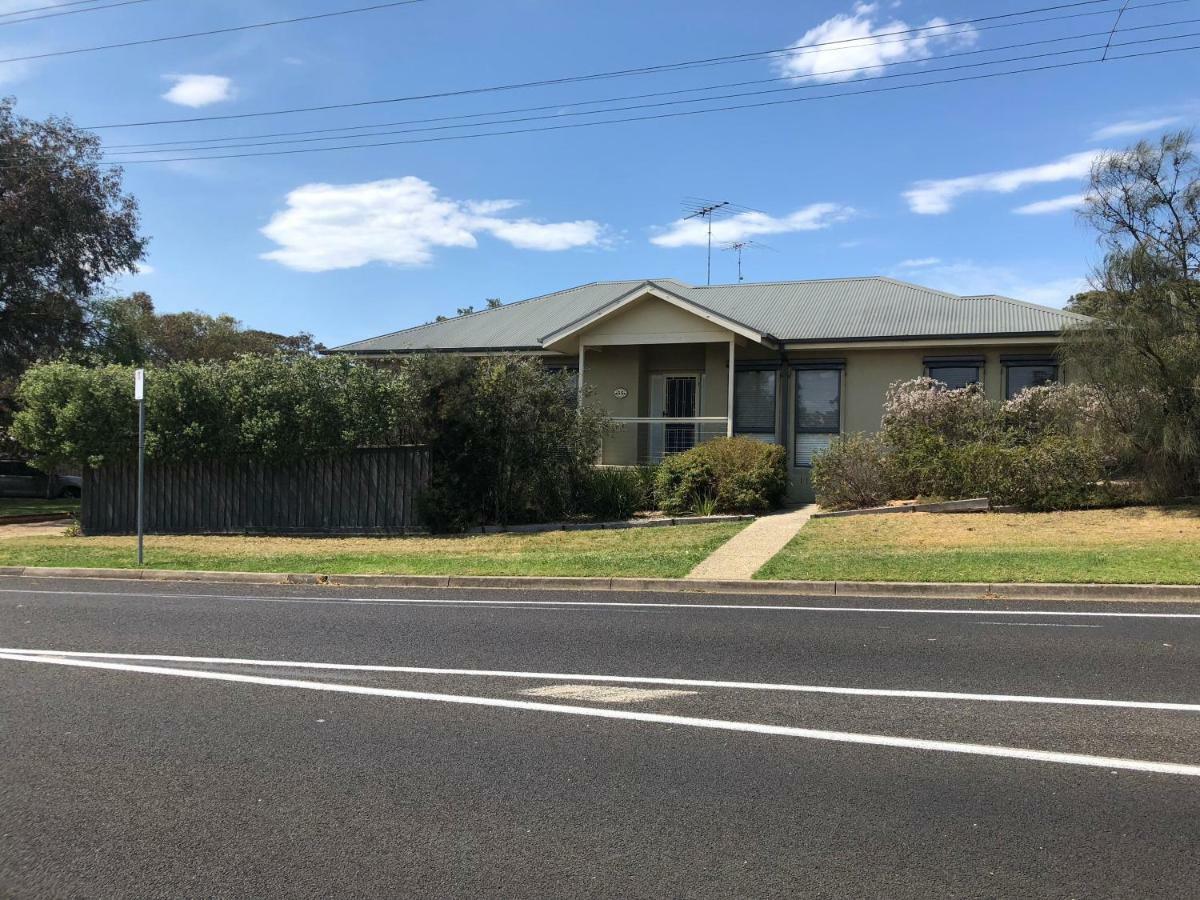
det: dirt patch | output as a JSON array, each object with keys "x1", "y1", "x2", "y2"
[{"x1": 0, "y1": 521, "x2": 73, "y2": 540}]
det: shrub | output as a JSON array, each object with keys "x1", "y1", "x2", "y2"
[
  {"x1": 405, "y1": 354, "x2": 607, "y2": 531},
  {"x1": 814, "y1": 378, "x2": 1119, "y2": 511},
  {"x1": 574, "y1": 466, "x2": 656, "y2": 521},
  {"x1": 655, "y1": 437, "x2": 787, "y2": 515},
  {"x1": 812, "y1": 434, "x2": 890, "y2": 511}
]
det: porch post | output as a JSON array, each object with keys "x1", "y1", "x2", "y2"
[
  {"x1": 727, "y1": 339, "x2": 735, "y2": 437},
  {"x1": 577, "y1": 342, "x2": 585, "y2": 410}
]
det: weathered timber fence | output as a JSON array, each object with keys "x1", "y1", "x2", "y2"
[{"x1": 81, "y1": 447, "x2": 430, "y2": 535}]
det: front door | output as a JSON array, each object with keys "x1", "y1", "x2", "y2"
[{"x1": 663, "y1": 375, "x2": 698, "y2": 455}]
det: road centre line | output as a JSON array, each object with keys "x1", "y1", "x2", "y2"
[
  {"x1": 978, "y1": 622, "x2": 1103, "y2": 628},
  {"x1": 3, "y1": 648, "x2": 1198, "y2": 712},
  {"x1": 3, "y1": 652, "x2": 1198, "y2": 778},
  {"x1": 2, "y1": 587, "x2": 1200, "y2": 618}
]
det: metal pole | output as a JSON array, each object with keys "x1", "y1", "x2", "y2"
[
  {"x1": 137, "y1": 394, "x2": 145, "y2": 566},
  {"x1": 706, "y1": 215, "x2": 712, "y2": 286}
]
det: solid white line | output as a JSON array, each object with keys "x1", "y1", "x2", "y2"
[
  {"x1": 2, "y1": 647, "x2": 1198, "y2": 712},
  {"x1": 978, "y1": 622, "x2": 1104, "y2": 628},
  {"x1": 2, "y1": 587, "x2": 1198, "y2": 618},
  {"x1": 1, "y1": 652, "x2": 1196, "y2": 778}
]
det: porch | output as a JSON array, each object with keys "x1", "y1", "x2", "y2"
[{"x1": 576, "y1": 341, "x2": 781, "y2": 466}]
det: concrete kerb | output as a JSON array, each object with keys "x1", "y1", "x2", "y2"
[{"x1": 3, "y1": 565, "x2": 1200, "y2": 602}]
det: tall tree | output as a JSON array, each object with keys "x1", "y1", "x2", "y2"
[
  {"x1": 88, "y1": 293, "x2": 324, "y2": 364},
  {"x1": 0, "y1": 97, "x2": 146, "y2": 387},
  {"x1": 1065, "y1": 130, "x2": 1200, "y2": 497}
]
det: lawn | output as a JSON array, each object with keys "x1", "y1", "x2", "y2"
[
  {"x1": 0, "y1": 497, "x2": 80, "y2": 518},
  {"x1": 755, "y1": 506, "x2": 1200, "y2": 584},
  {"x1": 0, "y1": 522, "x2": 747, "y2": 578}
]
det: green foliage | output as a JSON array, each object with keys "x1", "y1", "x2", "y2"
[
  {"x1": 813, "y1": 380, "x2": 1113, "y2": 511},
  {"x1": 574, "y1": 466, "x2": 656, "y2": 521},
  {"x1": 405, "y1": 355, "x2": 607, "y2": 531},
  {"x1": 1063, "y1": 130, "x2": 1200, "y2": 499},
  {"x1": 0, "y1": 97, "x2": 145, "y2": 387},
  {"x1": 87, "y1": 292, "x2": 323, "y2": 365},
  {"x1": 12, "y1": 356, "x2": 416, "y2": 470},
  {"x1": 655, "y1": 437, "x2": 787, "y2": 515}
]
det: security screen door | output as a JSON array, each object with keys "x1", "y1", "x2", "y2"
[{"x1": 663, "y1": 375, "x2": 698, "y2": 455}]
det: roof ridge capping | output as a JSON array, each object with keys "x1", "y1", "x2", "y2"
[{"x1": 956, "y1": 292, "x2": 1093, "y2": 321}]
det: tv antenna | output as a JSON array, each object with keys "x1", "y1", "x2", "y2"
[
  {"x1": 686, "y1": 199, "x2": 729, "y2": 286},
  {"x1": 722, "y1": 240, "x2": 776, "y2": 282},
  {"x1": 680, "y1": 197, "x2": 765, "y2": 285}
]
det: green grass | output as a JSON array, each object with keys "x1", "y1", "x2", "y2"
[
  {"x1": 756, "y1": 506, "x2": 1200, "y2": 584},
  {"x1": 0, "y1": 497, "x2": 79, "y2": 518},
  {"x1": 0, "y1": 522, "x2": 747, "y2": 578}
]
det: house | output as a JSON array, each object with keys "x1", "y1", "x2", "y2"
[{"x1": 331, "y1": 277, "x2": 1090, "y2": 500}]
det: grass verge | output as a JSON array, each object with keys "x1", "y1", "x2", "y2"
[
  {"x1": 755, "y1": 505, "x2": 1200, "y2": 584},
  {"x1": 0, "y1": 498, "x2": 79, "y2": 518},
  {"x1": 0, "y1": 522, "x2": 747, "y2": 578}
]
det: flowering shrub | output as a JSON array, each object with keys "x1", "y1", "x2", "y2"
[{"x1": 814, "y1": 378, "x2": 1116, "y2": 511}]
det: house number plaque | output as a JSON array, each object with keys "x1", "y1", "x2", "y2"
[{"x1": 613, "y1": 388, "x2": 628, "y2": 399}]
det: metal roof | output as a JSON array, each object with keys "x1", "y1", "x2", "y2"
[{"x1": 330, "y1": 277, "x2": 1091, "y2": 353}]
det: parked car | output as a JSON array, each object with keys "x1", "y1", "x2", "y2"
[{"x1": 0, "y1": 459, "x2": 81, "y2": 499}]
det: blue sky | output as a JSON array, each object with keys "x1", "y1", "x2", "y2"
[{"x1": 6, "y1": 0, "x2": 1198, "y2": 346}]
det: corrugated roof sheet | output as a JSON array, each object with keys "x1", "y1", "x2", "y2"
[{"x1": 331, "y1": 277, "x2": 1091, "y2": 353}]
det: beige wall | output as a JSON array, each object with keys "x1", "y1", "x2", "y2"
[{"x1": 786, "y1": 344, "x2": 1060, "y2": 435}]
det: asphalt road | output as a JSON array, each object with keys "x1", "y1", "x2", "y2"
[{"x1": 1, "y1": 576, "x2": 1198, "y2": 898}]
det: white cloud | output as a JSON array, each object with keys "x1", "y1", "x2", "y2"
[
  {"x1": 1090, "y1": 116, "x2": 1183, "y2": 141},
  {"x1": 1012, "y1": 193, "x2": 1089, "y2": 216},
  {"x1": 162, "y1": 74, "x2": 235, "y2": 108},
  {"x1": 894, "y1": 259, "x2": 1086, "y2": 308},
  {"x1": 650, "y1": 203, "x2": 854, "y2": 248},
  {"x1": 897, "y1": 256, "x2": 941, "y2": 268},
  {"x1": 776, "y1": 2, "x2": 976, "y2": 81},
  {"x1": 261, "y1": 176, "x2": 604, "y2": 272},
  {"x1": 904, "y1": 150, "x2": 1100, "y2": 215}
]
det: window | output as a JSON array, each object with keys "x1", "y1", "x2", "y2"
[
  {"x1": 1003, "y1": 358, "x2": 1058, "y2": 399},
  {"x1": 794, "y1": 368, "x2": 841, "y2": 467},
  {"x1": 924, "y1": 356, "x2": 984, "y2": 390},
  {"x1": 734, "y1": 368, "x2": 777, "y2": 434}
]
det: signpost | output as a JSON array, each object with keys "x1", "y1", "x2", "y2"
[{"x1": 134, "y1": 368, "x2": 145, "y2": 566}]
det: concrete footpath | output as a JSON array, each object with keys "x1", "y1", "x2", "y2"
[
  {"x1": 2, "y1": 564, "x2": 1199, "y2": 603},
  {"x1": 686, "y1": 504, "x2": 817, "y2": 580}
]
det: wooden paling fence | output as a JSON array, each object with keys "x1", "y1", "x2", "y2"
[{"x1": 81, "y1": 447, "x2": 430, "y2": 535}]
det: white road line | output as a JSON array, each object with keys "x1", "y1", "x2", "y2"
[
  {"x1": 2, "y1": 651, "x2": 1197, "y2": 778},
  {"x1": 2, "y1": 587, "x2": 1199, "y2": 618},
  {"x1": 2, "y1": 648, "x2": 1198, "y2": 712},
  {"x1": 975, "y1": 622, "x2": 1103, "y2": 628}
]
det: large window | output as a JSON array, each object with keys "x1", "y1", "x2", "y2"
[
  {"x1": 734, "y1": 367, "x2": 777, "y2": 434},
  {"x1": 925, "y1": 356, "x2": 983, "y2": 390},
  {"x1": 1004, "y1": 358, "x2": 1058, "y2": 399},
  {"x1": 794, "y1": 367, "x2": 841, "y2": 467}
]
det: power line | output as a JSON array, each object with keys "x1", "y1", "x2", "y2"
[
  {"x1": 0, "y1": 0, "x2": 428, "y2": 64},
  {"x1": 42, "y1": 41, "x2": 1191, "y2": 168},
  {"x1": 77, "y1": 0, "x2": 1157, "y2": 130},
  {"x1": 0, "y1": 0, "x2": 158, "y2": 27},
  {"x1": 92, "y1": 27, "x2": 1200, "y2": 159},
  {"x1": 99, "y1": 18, "x2": 1200, "y2": 154},
  {"x1": 0, "y1": 0, "x2": 108, "y2": 19}
]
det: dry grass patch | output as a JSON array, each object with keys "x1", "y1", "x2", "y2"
[{"x1": 756, "y1": 505, "x2": 1200, "y2": 584}]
